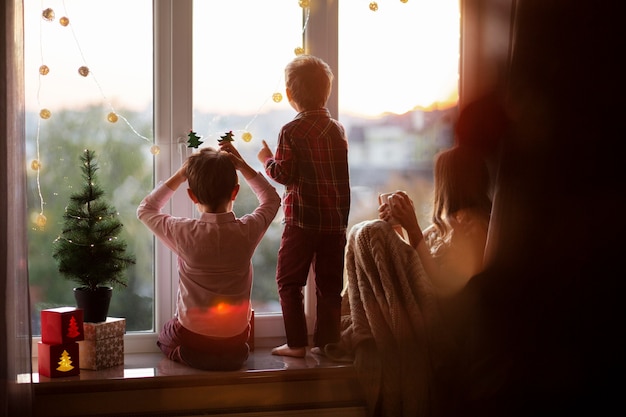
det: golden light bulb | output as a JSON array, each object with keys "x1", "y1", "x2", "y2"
[
  {"x1": 59, "y1": 16, "x2": 70, "y2": 26},
  {"x1": 369, "y1": 2, "x2": 379, "y2": 11},
  {"x1": 35, "y1": 213, "x2": 47, "y2": 228},
  {"x1": 242, "y1": 132, "x2": 252, "y2": 142},
  {"x1": 294, "y1": 47, "x2": 305, "y2": 56},
  {"x1": 272, "y1": 92, "x2": 283, "y2": 103},
  {"x1": 78, "y1": 66, "x2": 90, "y2": 77},
  {"x1": 150, "y1": 145, "x2": 161, "y2": 155},
  {"x1": 39, "y1": 65, "x2": 50, "y2": 75},
  {"x1": 31, "y1": 160, "x2": 42, "y2": 171},
  {"x1": 39, "y1": 109, "x2": 51, "y2": 119},
  {"x1": 298, "y1": 0, "x2": 310, "y2": 8},
  {"x1": 400, "y1": 0, "x2": 409, "y2": 3},
  {"x1": 42, "y1": 8, "x2": 55, "y2": 21},
  {"x1": 107, "y1": 112, "x2": 119, "y2": 123}
]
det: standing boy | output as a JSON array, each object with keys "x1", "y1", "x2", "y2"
[
  {"x1": 138, "y1": 141, "x2": 280, "y2": 370},
  {"x1": 258, "y1": 55, "x2": 351, "y2": 358}
]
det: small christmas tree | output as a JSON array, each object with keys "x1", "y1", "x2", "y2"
[{"x1": 53, "y1": 149, "x2": 135, "y2": 291}]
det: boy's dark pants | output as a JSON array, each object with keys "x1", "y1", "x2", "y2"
[
  {"x1": 158, "y1": 317, "x2": 249, "y2": 371},
  {"x1": 276, "y1": 225, "x2": 347, "y2": 348}
]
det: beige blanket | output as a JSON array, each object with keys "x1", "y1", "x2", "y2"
[{"x1": 329, "y1": 220, "x2": 451, "y2": 417}]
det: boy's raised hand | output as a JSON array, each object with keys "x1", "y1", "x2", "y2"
[
  {"x1": 218, "y1": 141, "x2": 243, "y2": 166},
  {"x1": 257, "y1": 140, "x2": 273, "y2": 164},
  {"x1": 219, "y1": 141, "x2": 256, "y2": 180}
]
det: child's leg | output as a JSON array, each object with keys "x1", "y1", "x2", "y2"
[
  {"x1": 157, "y1": 317, "x2": 186, "y2": 362},
  {"x1": 275, "y1": 225, "x2": 315, "y2": 353},
  {"x1": 312, "y1": 232, "x2": 347, "y2": 348}
]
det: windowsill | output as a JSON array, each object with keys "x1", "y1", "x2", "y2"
[
  {"x1": 31, "y1": 343, "x2": 366, "y2": 417},
  {"x1": 31, "y1": 345, "x2": 352, "y2": 383}
]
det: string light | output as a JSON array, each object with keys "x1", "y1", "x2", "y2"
[
  {"x1": 39, "y1": 108, "x2": 51, "y2": 119},
  {"x1": 77, "y1": 66, "x2": 90, "y2": 77},
  {"x1": 106, "y1": 112, "x2": 119, "y2": 123},
  {"x1": 42, "y1": 8, "x2": 55, "y2": 21}
]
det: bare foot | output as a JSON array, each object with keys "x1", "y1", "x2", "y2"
[{"x1": 271, "y1": 343, "x2": 306, "y2": 358}]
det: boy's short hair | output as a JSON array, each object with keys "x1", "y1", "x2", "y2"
[
  {"x1": 285, "y1": 55, "x2": 333, "y2": 111},
  {"x1": 185, "y1": 147, "x2": 237, "y2": 209}
]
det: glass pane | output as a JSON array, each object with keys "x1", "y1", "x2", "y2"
[
  {"x1": 192, "y1": 1, "x2": 303, "y2": 313},
  {"x1": 339, "y1": 0, "x2": 460, "y2": 230},
  {"x1": 25, "y1": 0, "x2": 154, "y2": 333}
]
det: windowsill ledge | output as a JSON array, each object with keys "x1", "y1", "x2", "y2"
[{"x1": 32, "y1": 347, "x2": 366, "y2": 417}]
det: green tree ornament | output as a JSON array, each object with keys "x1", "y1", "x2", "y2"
[
  {"x1": 187, "y1": 130, "x2": 204, "y2": 148},
  {"x1": 218, "y1": 130, "x2": 235, "y2": 142},
  {"x1": 53, "y1": 149, "x2": 135, "y2": 291}
]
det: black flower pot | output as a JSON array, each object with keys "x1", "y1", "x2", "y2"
[{"x1": 74, "y1": 286, "x2": 113, "y2": 323}]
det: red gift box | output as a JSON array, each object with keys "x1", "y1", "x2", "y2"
[
  {"x1": 38, "y1": 341, "x2": 80, "y2": 378},
  {"x1": 41, "y1": 307, "x2": 84, "y2": 345}
]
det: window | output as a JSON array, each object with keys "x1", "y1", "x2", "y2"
[
  {"x1": 338, "y1": 0, "x2": 460, "y2": 231},
  {"x1": 26, "y1": 0, "x2": 459, "y2": 353},
  {"x1": 25, "y1": 0, "x2": 155, "y2": 342}
]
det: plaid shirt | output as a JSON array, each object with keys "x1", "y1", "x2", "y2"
[{"x1": 264, "y1": 108, "x2": 350, "y2": 233}]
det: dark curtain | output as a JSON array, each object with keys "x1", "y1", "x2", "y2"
[
  {"x1": 461, "y1": 1, "x2": 625, "y2": 416},
  {"x1": 1, "y1": 0, "x2": 33, "y2": 416}
]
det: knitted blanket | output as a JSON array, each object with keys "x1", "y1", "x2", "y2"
[{"x1": 329, "y1": 219, "x2": 450, "y2": 417}]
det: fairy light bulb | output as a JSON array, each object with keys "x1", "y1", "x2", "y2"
[
  {"x1": 272, "y1": 92, "x2": 283, "y2": 103},
  {"x1": 39, "y1": 109, "x2": 51, "y2": 119},
  {"x1": 35, "y1": 213, "x2": 47, "y2": 228},
  {"x1": 107, "y1": 112, "x2": 118, "y2": 123},
  {"x1": 369, "y1": 2, "x2": 379, "y2": 11},
  {"x1": 59, "y1": 16, "x2": 70, "y2": 26},
  {"x1": 294, "y1": 47, "x2": 305, "y2": 56},
  {"x1": 400, "y1": 0, "x2": 409, "y2": 3},
  {"x1": 39, "y1": 65, "x2": 50, "y2": 75},
  {"x1": 31, "y1": 160, "x2": 42, "y2": 171},
  {"x1": 298, "y1": 0, "x2": 310, "y2": 8},
  {"x1": 78, "y1": 66, "x2": 90, "y2": 77},
  {"x1": 150, "y1": 145, "x2": 161, "y2": 155},
  {"x1": 242, "y1": 132, "x2": 252, "y2": 142},
  {"x1": 42, "y1": 8, "x2": 55, "y2": 21}
]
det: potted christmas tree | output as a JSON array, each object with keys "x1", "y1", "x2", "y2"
[{"x1": 53, "y1": 149, "x2": 135, "y2": 323}]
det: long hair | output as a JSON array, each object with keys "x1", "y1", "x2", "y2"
[{"x1": 430, "y1": 146, "x2": 492, "y2": 245}]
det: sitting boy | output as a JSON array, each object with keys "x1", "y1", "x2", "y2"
[{"x1": 137, "y1": 141, "x2": 280, "y2": 370}]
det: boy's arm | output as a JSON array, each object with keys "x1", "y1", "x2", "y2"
[
  {"x1": 219, "y1": 141, "x2": 257, "y2": 180},
  {"x1": 220, "y1": 140, "x2": 280, "y2": 226},
  {"x1": 257, "y1": 140, "x2": 273, "y2": 166},
  {"x1": 260, "y1": 133, "x2": 294, "y2": 185},
  {"x1": 164, "y1": 163, "x2": 188, "y2": 191}
]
